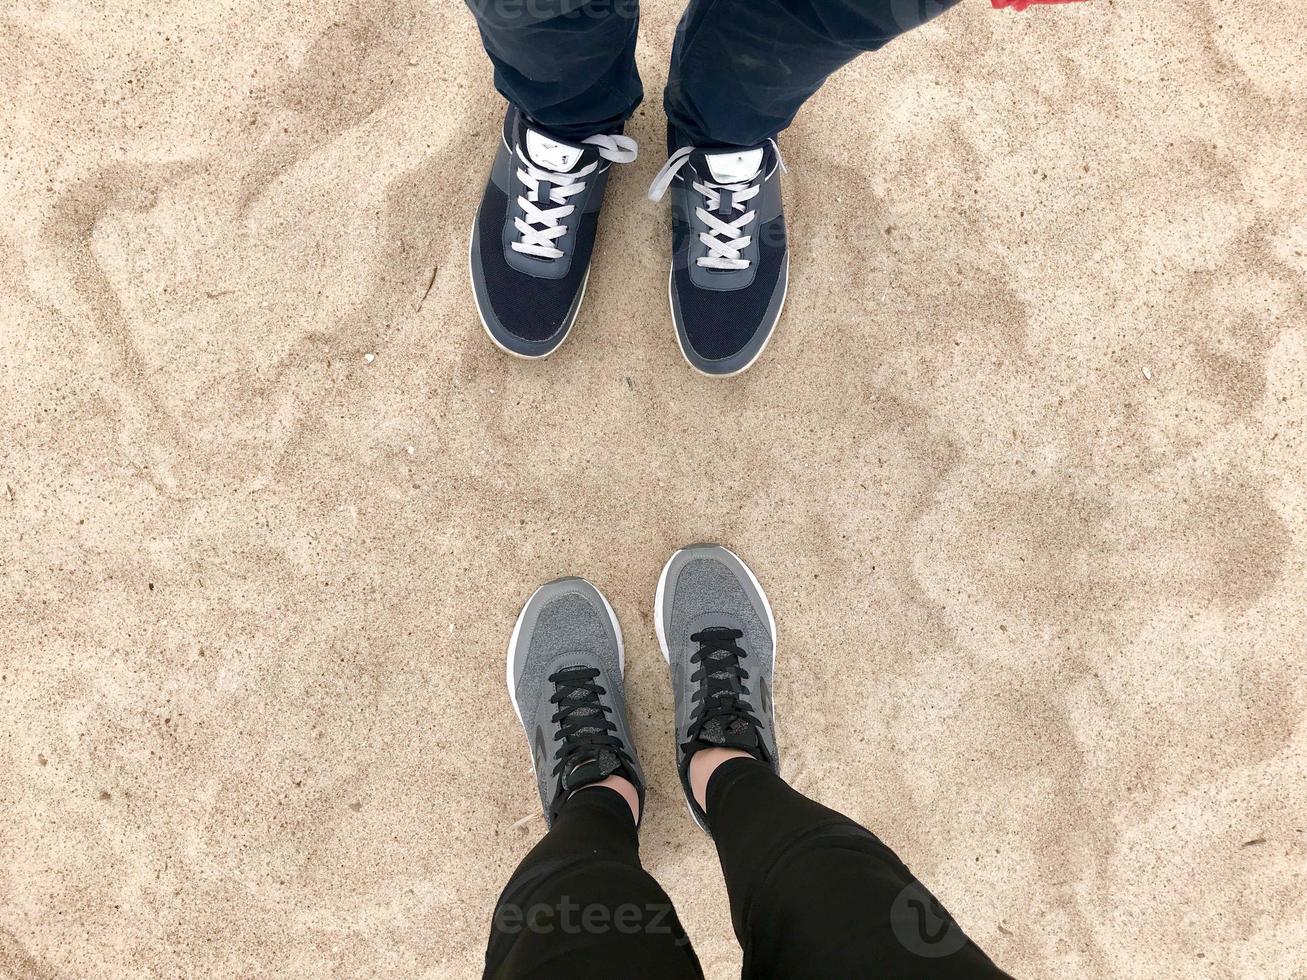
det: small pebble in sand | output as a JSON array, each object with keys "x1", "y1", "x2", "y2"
[
  {"x1": 406, "y1": 445, "x2": 415, "y2": 456},
  {"x1": 363, "y1": 352, "x2": 376, "y2": 364},
  {"x1": 1142, "y1": 366, "x2": 1153, "y2": 381}
]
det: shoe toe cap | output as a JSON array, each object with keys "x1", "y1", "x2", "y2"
[
  {"x1": 672, "y1": 244, "x2": 788, "y2": 375},
  {"x1": 471, "y1": 250, "x2": 583, "y2": 359}
]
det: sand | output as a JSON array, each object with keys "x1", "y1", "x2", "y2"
[{"x1": 2, "y1": 0, "x2": 1305, "y2": 977}]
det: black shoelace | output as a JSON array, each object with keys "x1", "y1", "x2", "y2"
[
  {"x1": 683, "y1": 627, "x2": 762, "y2": 753},
  {"x1": 548, "y1": 665, "x2": 628, "y2": 779}
]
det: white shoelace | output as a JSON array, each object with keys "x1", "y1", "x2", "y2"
[
  {"x1": 647, "y1": 142, "x2": 785, "y2": 271},
  {"x1": 512, "y1": 133, "x2": 637, "y2": 259}
]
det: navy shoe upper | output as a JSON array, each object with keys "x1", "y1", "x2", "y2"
[{"x1": 470, "y1": 106, "x2": 617, "y2": 355}]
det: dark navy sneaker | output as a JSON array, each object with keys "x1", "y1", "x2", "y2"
[
  {"x1": 507, "y1": 577, "x2": 646, "y2": 826},
  {"x1": 648, "y1": 129, "x2": 788, "y2": 377},
  {"x1": 655, "y1": 544, "x2": 779, "y2": 832},
  {"x1": 470, "y1": 105, "x2": 637, "y2": 359}
]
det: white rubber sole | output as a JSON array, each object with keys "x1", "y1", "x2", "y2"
[
  {"x1": 666, "y1": 251, "x2": 789, "y2": 379},
  {"x1": 467, "y1": 210, "x2": 589, "y2": 362},
  {"x1": 506, "y1": 578, "x2": 625, "y2": 736}
]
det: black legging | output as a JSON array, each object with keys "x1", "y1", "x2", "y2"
[{"x1": 485, "y1": 758, "x2": 1011, "y2": 979}]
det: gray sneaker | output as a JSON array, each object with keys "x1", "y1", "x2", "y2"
[
  {"x1": 507, "y1": 577, "x2": 645, "y2": 826},
  {"x1": 655, "y1": 545, "x2": 778, "y2": 832},
  {"x1": 469, "y1": 105, "x2": 637, "y2": 359}
]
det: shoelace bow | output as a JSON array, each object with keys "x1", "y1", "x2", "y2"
[
  {"x1": 684, "y1": 627, "x2": 762, "y2": 750},
  {"x1": 548, "y1": 665, "x2": 628, "y2": 779},
  {"x1": 647, "y1": 142, "x2": 786, "y2": 271},
  {"x1": 512, "y1": 133, "x2": 638, "y2": 260}
]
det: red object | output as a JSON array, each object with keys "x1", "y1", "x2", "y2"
[{"x1": 992, "y1": 0, "x2": 1086, "y2": 9}]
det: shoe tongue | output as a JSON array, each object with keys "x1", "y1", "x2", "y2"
[
  {"x1": 563, "y1": 748, "x2": 622, "y2": 791},
  {"x1": 697, "y1": 642, "x2": 761, "y2": 752},
  {"x1": 556, "y1": 666, "x2": 618, "y2": 790},
  {"x1": 703, "y1": 147, "x2": 764, "y2": 184},
  {"x1": 523, "y1": 127, "x2": 589, "y2": 173},
  {"x1": 558, "y1": 671, "x2": 604, "y2": 731},
  {"x1": 698, "y1": 717, "x2": 760, "y2": 752}
]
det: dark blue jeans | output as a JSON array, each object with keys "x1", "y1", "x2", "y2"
[{"x1": 466, "y1": 0, "x2": 961, "y2": 146}]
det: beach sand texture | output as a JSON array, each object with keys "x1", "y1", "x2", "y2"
[{"x1": 2, "y1": 0, "x2": 1305, "y2": 977}]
